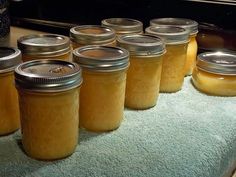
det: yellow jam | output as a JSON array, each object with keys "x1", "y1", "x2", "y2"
[
  {"x1": 192, "y1": 67, "x2": 236, "y2": 96},
  {"x1": 185, "y1": 34, "x2": 198, "y2": 76},
  {"x1": 125, "y1": 55, "x2": 163, "y2": 109},
  {"x1": 0, "y1": 72, "x2": 20, "y2": 135},
  {"x1": 80, "y1": 70, "x2": 126, "y2": 132},
  {"x1": 22, "y1": 51, "x2": 71, "y2": 62},
  {"x1": 17, "y1": 87, "x2": 80, "y2": 160},
  {"x1": 160, "y1": 43, "x2": 188, "y2": 92}
]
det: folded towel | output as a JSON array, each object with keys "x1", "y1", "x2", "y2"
[{"x1": 0, "y1": 77, "x2": 235, "y2": 177}]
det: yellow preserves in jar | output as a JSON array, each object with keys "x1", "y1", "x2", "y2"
[
  {"x1": 117, "y1": 34, "x2": 166, "y2": 109},
  {"x1": 146, "y1": 26, "x2": 189, "y2": 92},
  {"x1": 70, "y1": 25, "x2": 116, "y2": 49},
  {"x1": 150, "y1": 18, "x2": 198, "y2": 76},
  {"x1": 15, "y1": 60, "x2": 82, "y2": 160},
  {"x1": 192, "y1": 52, "x2": 236, "y2": 96},
  {"x1": 17, "y1": 34, "x2": 71, "y2": 62},
  {"x1": 0, "y1": 47, "x2": 21, "y2": 135},
  {"x1": 73, "y1": 46, "x2": 129, "y2": 132},
  {"x1": 101, "y1": 18, "x2": 143, "y2": 36}
]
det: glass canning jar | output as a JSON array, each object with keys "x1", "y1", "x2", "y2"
[
  {"x1": 192, "y1": 51, "x2": 236, "y2": 96},
  {"x1": 146, "y1": 26, "x2": 189, "y2": 93},
  {"x1": 150, "y1": 18, "x2": 198, "y2": 76},
  {"x1": 73, "y1": 45, "x2": 129, "y2": 132},
  {"x1": 0, "y1": 47, "x2": 21, "y2": 135},
  {"x1": 15, "y1": 60, "x2": 82, "y2": 160},
  {"x1": 117, "y1": 34, "x2": 166, "y2": 109},
  {"x1": 17, "y1": 34, "x2": 71, "y2": 62},
  {"x1": 70, "y1": 25, "x2": 116, "y2": 49},
  {"x1": 101, "y1": 18, "x2": 143, "y2": 36}
]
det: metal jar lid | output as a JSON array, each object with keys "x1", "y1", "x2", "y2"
[
  {"x1": 17, "y1": 34, "x2": 71, "y2": 57},
  {"x1": 196, "y1": 51, "x2": 236, "y2": 75},
  {"x1": 101, "y1": 18, "x2": 143, "y2": 35},
  {"x1": 145, "y1": 26, "x2": 189, "y2": 45},
  {"x1": 70, "y1": 25, "x2": 116, "y2": 45},
  {"x1": 0, "y1": 47, "x2": 22, "y2": 73},
  {"x1": 73, "y1": 45, "x2": 129, "y2": 72},
  {"x1": 15, "y1": 60, "x2": 82, "y2": 92},
  {"x1": 150, "y1": 18, "x2": 198, "y2": 35},
  {"x1": 116, "y1": 34, "x2": 166, "y2": 56}
]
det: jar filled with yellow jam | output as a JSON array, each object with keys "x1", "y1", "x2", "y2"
[
  {"x1": 146, "y1": 26, "x2": 189, "y2": 93},
  {"x1": 150, "y1": 18, "x2": 198, "y2": 76},
  {"x1": 117, "y1": 34, "x2": 166, "y2": 109},
  {"x1": 192, "y1": 51, "x2": 236, "y2": 96},
  {"x1": 101, "y1": 18, "x2": 143, "y2": 36},
  {"x1": 0, "y1": 47, "x2": 21, "y2": 135},
  {"x1": 73, "y1": 46, "x2": 129, "y2": 132},
  {"x1": 70, "y1": 25, "x2": 116, "y2": 49},
  {"x1": 17, "y1": 34, "x2": 71, "y2": 62},
  {"x1": 15, "y1": 60, "x2": 82, "y2": 160}
]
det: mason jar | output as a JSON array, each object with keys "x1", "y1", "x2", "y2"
[
  {"x1": 146, "y1": 26, "x2": 189, "y2": 93},
  {"x1": 70, "y1": 25, "x2": 116, "y2": 49},
  {"x1": 150, "y1": 18, "x2": 198, "y2": 76},
  {"x1": 192, "y1": 51, "x2": 236, "y2": 96},
  {"x1": 101, "y1": 18, "x2": 143, "y2": 36},
  {"x1": 73, "y1": 46, "x2": 129, "y2": 132},
  {"x1": 0, "y1": 47, "x2": 21, "y2": 135},
  {"x1": 17, "y1": 34, "x2": 71, "y2": 62},
  {"x1": 117, "y1": 34, "x2": 166, "y2": 109},
  {"x1": 15, "y1": 60, "x2": 82, "y2": 160}
]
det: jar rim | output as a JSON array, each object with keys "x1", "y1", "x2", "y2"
[
  {"x1": 0, "y1": 47, "x2": 22, "y2": 73},
  {"x1": 196, "y1": 51, "x2": 236, "y2": 75},
  {"x1": 145, "y1": 26, "x2": 190, "y2": 45},
  {"x1": 70, "y1": 25, "x2": 116, "y2": 45},
  {"x1": 15, "y1": 59, "x2": 82, "y2": 92},
  {"x1": 101, "y1": 18, "x2": 143, "y2": 34},
  {"x1": 150, "y1": 18, "x2": 198, "y2": 35},
  {"x1": 17, "y1": 34, "x2": 71, "y2": 56},
  {"x1": 73, "y1": 45, "x2": 129, "y2": 72},
  {"x1": 117, "y1": 34, "x2": 166, "y2": 56}
]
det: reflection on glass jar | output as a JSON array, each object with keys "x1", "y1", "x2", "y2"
[
  {"x1": 17, "y1": 34, "x2": 71, "y2": 62},
  {"x1": 117, "y1": 34, "x2": 165, "y2": 109},
  {"x1": 0, "y1": 47, "x2": 21, "y2": 135},
  {"x1": 150, "y1": 18, "x2": 198, "y2": 76},
  {"x1": 70, "y1": 25, "x2": 116, "y2": 49},
  {"x1": 146, "y1": 26, "x2": 189, "y2": 92},
  {"x1": 73, "y1": 46, "x2": 129, "y2": 132},
  {"x1": 192, "y1": 52, "x2": 236, "y2": 96},
  {"x1": 15, "y1": 60, "x2": 82, "y2": 160}
]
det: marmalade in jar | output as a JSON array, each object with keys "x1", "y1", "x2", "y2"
[{"x1": 15, "y1": 60, "x2": 82, "y2": 160}]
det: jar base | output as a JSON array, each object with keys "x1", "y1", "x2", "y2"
[
  {"x1": 125, "y1": 103, "x2": 156, "y2": 110},
  {"x1": 0, "y1": 128, "x2": 19, "y2": 136}
]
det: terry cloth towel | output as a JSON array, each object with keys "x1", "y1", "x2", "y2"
[{"x1": 0, "y1": 77, "x2": 235, "y2": 177}]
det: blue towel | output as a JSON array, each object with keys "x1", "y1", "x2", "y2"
[{"x1": 0, "y1": 77, "x2": 235, "y2": 177}]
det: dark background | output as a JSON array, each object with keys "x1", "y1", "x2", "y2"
[
  {"x1": 9, "y1": 0, "x2": 236, "y2": 30},
  {"x1": 8, "y1": 0, "x2": 236, "y2": 51}
]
